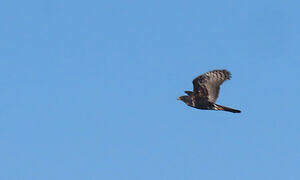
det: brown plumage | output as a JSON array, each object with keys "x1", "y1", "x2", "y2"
[{"x1": 178, "y1": 69, "x2": 241, "y2": 113}]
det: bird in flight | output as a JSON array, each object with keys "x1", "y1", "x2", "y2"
[{"x1": 178, "y1": 69, "x2": 241, "y2": 113}]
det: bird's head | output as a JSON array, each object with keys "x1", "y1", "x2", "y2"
[{"x1": 177, "y1": 95, "x2": 192, "y2": 106}]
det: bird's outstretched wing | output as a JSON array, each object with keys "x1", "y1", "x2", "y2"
[{"x1": 192, "y1": 70, "x2": 231, "y2": 103}]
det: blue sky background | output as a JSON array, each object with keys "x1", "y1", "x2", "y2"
[{"x1": 1, "y1": 0, "x2": 300, "y2": 179}]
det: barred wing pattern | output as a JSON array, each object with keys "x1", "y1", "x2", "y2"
[{"x1": 192, "y1": 70, "x2": 231, "y2": 103}]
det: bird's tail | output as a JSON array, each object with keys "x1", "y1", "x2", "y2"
[{"x1": 214, "y1": 104, "x2": 241, "y2": 113}]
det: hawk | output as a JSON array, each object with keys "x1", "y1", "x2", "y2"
[{"x1": 178, "y1": 69, "x2": 241, "y2": 113}]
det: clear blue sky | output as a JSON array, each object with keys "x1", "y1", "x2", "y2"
[{"x1": 1, "y1": 0, "x2": 300, "y2": 179}]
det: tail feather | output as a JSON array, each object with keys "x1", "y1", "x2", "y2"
[{"x1": 215, "y1": 104, "x2": 241, "y2": 113}]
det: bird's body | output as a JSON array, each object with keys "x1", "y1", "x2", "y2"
[{"x1": 178, "y1": 69, "x2": 241, "y2": 113}]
